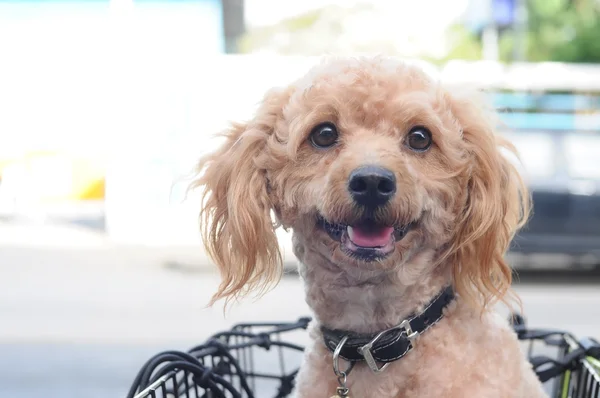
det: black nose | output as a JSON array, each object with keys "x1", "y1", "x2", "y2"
[{"x1": 348, "y1": 166, "x2": 396, "y2": 208}]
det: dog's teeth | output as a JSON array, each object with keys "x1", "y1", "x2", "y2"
[{"x1": 347, "y1": 226, "x2": 355, "y2": 241}]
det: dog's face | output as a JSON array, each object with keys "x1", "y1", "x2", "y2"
[
  {"x1": 273, "y1": 60, "x2": 466, "y2": 273},
  {"x1": 193, "y1": 57, "x2": 528, "y2": 308}
]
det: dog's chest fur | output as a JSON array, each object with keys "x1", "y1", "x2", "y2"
[{"x1": 292, "y1": 238, "x2": 546, "y2": 397}]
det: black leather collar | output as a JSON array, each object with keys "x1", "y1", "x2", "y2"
[{"x1": 321, "y1": 286, "x2": 455, "y2": 370}]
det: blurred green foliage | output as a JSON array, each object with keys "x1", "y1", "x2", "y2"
[
  {"x1": 439, "y1": 25, "x2": 484, "y2": 63},
  {"x1": 239, "y1": 0, "x2": 600, "y2": 63},
  {"x1": 238, "y1": 8, "x2": 323, "y2": 54},
  {"x1": 521, "y1": 0, "x2": 600, "y2": 62},
  {"x1": 450, "y1": 0, "x2": 600, "y2": 63}
]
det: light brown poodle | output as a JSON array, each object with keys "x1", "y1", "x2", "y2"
[{"x1": 192, "y1": 56, "x2": 548, "y2": 398}]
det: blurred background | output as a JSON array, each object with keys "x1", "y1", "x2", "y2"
[{"x1": 1, "y1": 0, "x2": 600, "y2": 397}]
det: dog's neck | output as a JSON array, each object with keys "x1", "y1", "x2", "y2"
[{"x1": 296, "y1": 243, "x2": 452, "y2": 334}]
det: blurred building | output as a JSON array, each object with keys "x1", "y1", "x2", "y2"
[{"x1": 0, "y1": 0, "x2": 224, "y2": 213}]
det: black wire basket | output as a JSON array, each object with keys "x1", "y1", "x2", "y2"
[
  {"x1": 127, "y1": 314, "x2": 600, "y2": 398},
  {"x1": 126, "y1": 317, "x2": 311, "y2": 398},
  {"x1": 510, "y1": 314, "x2": 600, "y2": 398}
]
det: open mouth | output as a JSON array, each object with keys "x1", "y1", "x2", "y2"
[{"x1": 317, "y1": 215, "x2": 416, "y2": 261}]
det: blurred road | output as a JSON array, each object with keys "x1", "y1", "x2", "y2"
[{"x1": 1, "y1": 221, "x2": 599, "y2": 398}]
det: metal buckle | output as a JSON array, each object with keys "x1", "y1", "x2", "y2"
[{"x1": 358, "y1": 319, "x2": 419, "y2": 373}]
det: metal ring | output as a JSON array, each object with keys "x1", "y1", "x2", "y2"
[{"x1": 332, "y1": 335, "x2": 354, "y2": 378}]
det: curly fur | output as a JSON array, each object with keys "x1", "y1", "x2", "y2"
[{"x1": 192, "y1": 56, "x2": 547, "y2": 397}]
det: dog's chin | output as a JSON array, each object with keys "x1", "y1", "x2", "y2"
[{"x1": 316, "y1": 214, "x2": 417, "y2": 263}]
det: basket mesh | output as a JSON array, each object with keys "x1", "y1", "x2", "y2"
[
  {"x1": 512, "y1": 313, "x2": 600, "y2": 398},
  {"x1": 127, "y1": 314, "x2": 600, "y2": 398},
  {"x1": 127, "y1": 318, "x2": 310, "y2": 398}
]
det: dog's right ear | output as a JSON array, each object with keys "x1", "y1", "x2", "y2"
[{"x1": 191, "y1": 88, "x2": 289, "y2": 305}]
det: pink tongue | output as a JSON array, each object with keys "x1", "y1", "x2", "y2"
[{"x1": 347, "y1": 225, "x2": 394, "y2": 248}]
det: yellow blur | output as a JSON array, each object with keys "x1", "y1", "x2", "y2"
[{"x1": 0, "y1": 151, "x2": 104, "y2": 202}]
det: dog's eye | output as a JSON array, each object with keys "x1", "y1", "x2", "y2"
[
  {"x1": 406, "y1": 126, "x2": 432, "y2": 152},
  {"x1": 310, "y1": 122, "x2": 338, "y2": 148}
]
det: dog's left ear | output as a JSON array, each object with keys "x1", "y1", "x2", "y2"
[
  {"x1": 445, "y1": 90, "x2": 531, "y2": 310},
  {"x1": 191, "y1": 88, "x2": 289, "y2": 305}
]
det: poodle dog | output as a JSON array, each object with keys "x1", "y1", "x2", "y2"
[{"x1": 192, "y1": 56, "x2": 547, "y2": 398}]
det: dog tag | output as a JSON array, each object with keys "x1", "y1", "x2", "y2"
[
  {"x1": 331, "y1": 386, "x2": 350, "y2": 397},
  {"x1": 331, "y1": 336, "x2": 352, "y2": 398}
]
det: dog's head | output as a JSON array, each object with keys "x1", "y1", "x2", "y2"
[{"x1": 193, "y1": 57, "x2": 529, "y2": 309}]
